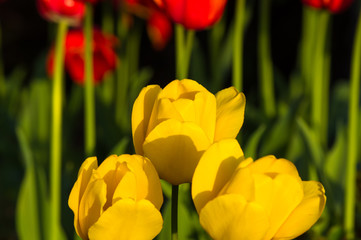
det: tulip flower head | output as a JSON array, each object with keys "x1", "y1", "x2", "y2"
[
  {"x1": 154, "y1": 0, "x2": 228, "y2": 30},
  {"x1": 132, "y1": 79, "x2": 246, "y2": 185},
  {"x1": 302, "y1": 0, "x2": 353, "y2": 13},
  {"x1": 192, "y1": 139, "x2": 326, "y2": 240},
  {"x1": 68, "y1": 154, "x2": 163, "y2": 240},
  {"x1": 37, "y1": 0, "x2": 85, "y2": 24},
  {"x1": 47, "y1": 29, "x2": 117, "y2": 85}
]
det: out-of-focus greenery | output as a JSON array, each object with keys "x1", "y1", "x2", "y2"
[{"x1": 0, "y1": 0, "x2": 360, "y2": 239}]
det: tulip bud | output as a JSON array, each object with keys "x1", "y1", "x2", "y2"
[
  {"x1": 192, "y1": 139, "x2": 326, "y2": 240},
  {"x1": 37, "y1": 0, "x2": 85, "y2": 24},
  {"x1": 154, "y1": 0, "x2": 228, "y2": 30},
  {"x1": 68, "y1": 154, "x2": 163, "y2": 240},
  {"x1": 132, "y1": 79, "x2": 246, "y2": 185}
]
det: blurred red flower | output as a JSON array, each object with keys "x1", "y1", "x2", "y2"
[
  {"x1": 118, "y1": 0, "x2": 172, "y2": 50},
  {"x1": 302, "y1": 0, "x2": 353, "y2": 13},
  {"x1": 47, "y1": 29, "x2": 118, "y2": 85},
  {"x1": 75, "y1": 0, "x2": 102, "y2": 4},
  {"x1": 153, "y1": 0, "x2": 227, "y2": 30},
  {"x1": 147, "y1": 10, "x2": 172, "y2": 50},
  {"x1": 37, "y1": 0, "x2": 85, "y2": 24}
]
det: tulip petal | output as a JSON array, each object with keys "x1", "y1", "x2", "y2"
[
  {"x1": 78, "y1": 176, "x2": 107, "y2": 237},
  {"x1": 143, "y1": 119, "x2": 211, "y2": 185},
  {"x1": 200, "y1": 194, "x2": 269, "y2": 240},
  {"x1": 146, "y1": 97, "x2": 183, "y2": 136},
  {"x1": 250, "y1": 156, "x2": 300, "y2": 178},
  {"x1": 172, "y1": 98, "x2": 196, "y2": 122},
  {"x1": 194, "y1": 91, "x2": 217, "y2": 142},
  {"x1": 192, "y1": 139, "x2": 244, "y2": 213},
  {"x1": 273, "y1": 181, "x2": 326, "y2": 240},
  {"x1": 96, "y1": 155, "x2": 129, "y2": 209},
  {"x1": 68, "y1": 157, "x2": 98, "y2": 239},
  {"x1": 253, "y1": 173, "x2": 304, "y2": 239},
  {"x1": 88, "y1": 199, "x2": 163, "y2": 240},
  {"x1": 132, "y1": 85, "x2": 162, "y2": 155},
  {"x1": 112, "y1": 171, "x2": 137, "y2": 203},
  {"x1": 142, "y1": 157, "x2": 164, "y2": 210},
  {"x1": 159, "y1": 79, "x2": 208, "y2": 100},
  {"x1": 214, "y1": 87, "x2": 246, "y2": 142}
]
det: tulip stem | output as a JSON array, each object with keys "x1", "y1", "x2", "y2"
[
  {"x1": 171, "y1": 185, "x2": 179, "y2": 240},
  {"x1": 84, "y1": 2, "x2": 96, "y2": 156},
  {"x1": 258, "y1": 0, "x2": 276, "y2": 118},
  {"x1": 50, "y1": 20, "x2": 68, "y2": 240},
  {"x1": 344, "y1": 6, "x2": 361, "y2": 240},
  {"x1": 232, "y1": 0, "x2": 245, "y2": 91},
  {"x1": 311, "y1": 11, "x2": 330, "y2": 148},
  {"x1": 0, "y1": 22, "x2": 5, "y2": 98},
  {"x1": 175, "y1": 24, "x2": 194, "y2": 79}
]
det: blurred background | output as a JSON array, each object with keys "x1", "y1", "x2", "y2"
[{"x1": 0, "y1": 0, "x2": 360, "y2": 239}]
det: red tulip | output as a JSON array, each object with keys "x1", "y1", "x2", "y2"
[
  {"x1": 47, "y1": 29, "x2": 117, "y2": 85},
  {"x1": 147, "y1": 11, "x2": 172, "y2": 50},
  {"x1": 116, "y1": 0, "x2": 172, "y2": 50},
  {"x1": 154, "y1": 0, "x2": 227, "y2": 30},
  {"x1": 302, "y1": 0, "x2": 353, "y2": 13},
  {"x1": 37, "y1": 0, "x2": 85, "y2": 24}
]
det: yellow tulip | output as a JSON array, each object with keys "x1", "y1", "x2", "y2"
[
  {"x1": 132, "y1": 79, "x2": 246, "y2": 185},
  {"x1": 68, "y1": 154, "x2": 163, "y2": 240},
  {"x1": 192, "y1": 139, "x2": 326, "y2": 240}
]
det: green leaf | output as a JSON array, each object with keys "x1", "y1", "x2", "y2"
[
  {"x1": 108, "y1": 137, "x2": 129, "y2": 156},
  {"x1": 15, "y1": 127, "x2": 41, "y2": 240},
  {"x1": 244, "y1": 124, "x2": 266, "y2": 159}
]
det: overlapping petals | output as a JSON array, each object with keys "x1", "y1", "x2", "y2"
[
  {"x1": 132, "y1": 79, "x2": 246, "y2": 185},
  {"x1": 68, "y1": 154, "x2": 163, "y2": 240},
  {"x1": 192, "y1": 139, "x2": 326, "y2": 240}
]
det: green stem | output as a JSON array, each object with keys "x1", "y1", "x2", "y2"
[
  {"x1": 300, "y1": 7, "x2": 318, "y2": 95},
  {"x1": 84, "y1": 3, "x2": 96, "y2": 156},
  {"x1": 171, "y1": 185, "x2": 179, "y2": 240},
  {"x1": 311, "y1": 11, "x2": 330, "y2": 148},
  {"x1": 232, "y1": 0, "x2": 245, "y2": 91},
  {"x1": 258, "y1": 0, "x2": 276, "y2": 118},
  {"x1": 344, "y1": 6, "x2": 361, "y2": 240},
  {"x1": 175, "y1": 24, "x2": 194, "y2": 79},
  {"x1": 50, "y1": 20, "x2": 68, "y2": 240},
  {"x1": 0, "y1": 21, "x2": 5, "y2": 98}
]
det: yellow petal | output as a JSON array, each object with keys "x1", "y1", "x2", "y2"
[
  {"x1": 132, "y1": 85, "x2": 162, "y2": 155},
  {"x1": 146, "y1": 97, "x2": 183, "y2": 136},
  {"x1": 88, "y1": 199, "x2": 163, "y2": 240},
  {"x1": 218, "y1": 165, "x2": 255, "y2": 202},
  {"x1": 143, "y1": 119, "x2": 211, "y2": 185},
  {"x1": 112, "y1": 171, "x2": 137, "y2": 203},
  {"x1": 96, "y1": 155, "x2": 129, "y2": 209},
  {"x1": 249, "y1": 156, "x2": 300, "y2": 178},
  {"x1": 200, "y1": 194, "x2": 269, "y2": 240},
  {"x1": 194, "y1": 91, "x2": 217, "y2": 142},
  {"x1": 253, "y1": 173, "x2": 304, "y2": 239},
  {"x1": 118, "y1": 155, "x2": 148, "y2": 202},
  {"x1": 192, "y1": 139, "x2": 244, "y2": 213},
  {"x1": 214, "y1": 87, "x2": 246, "y2": 142},
  {"x1": 273, "y1": 181, "x2": 326, "y2": 240},
  {"x1": 172, "y1": 98, "x2": 196, "y2": 122},
  {"x1": 78, "y1": 176, "x2": 107, "y2": 238},
  {"x1": 68, "y1": 157, "x2": 98, "y2": 239},
  {"x1": 120, "y1": 154, "x2": 163, "y2": 210},
  {"x1": 159, "y1": 79, "x2": 208, "y2": 100},
  {"x1": 142, "y1": 156, "x2": 164, "y2": 210}
]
